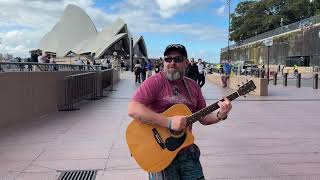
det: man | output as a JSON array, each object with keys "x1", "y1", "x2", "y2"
[
  {"x1": 145, "y1": 59, "x2": 153, "y2": 78},
  {"x1": 186, "y1": 58, "x2": 199, "y2": 82},
  {"x1": 128, "y1": 44, "x2": 232, "y2": 180},
  {"x1": 293, "y1": 64, "x2": 298, "y2": 76},
  {"x1": 197, "y1": 59, "x2": 206, "y2": 87},
  {"x1": 221, "y1": 60, "x2": 232, "y2": 87},
  {"x1": 140, "y1": 58, "x2": 147, "y2": 82}
]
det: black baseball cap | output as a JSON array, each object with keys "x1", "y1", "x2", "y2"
[{"x1": 164, "y1": 44, "x2": 188, "y2": 59}]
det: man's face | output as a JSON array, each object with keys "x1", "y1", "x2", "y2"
[{"x1": 163, "y1": 51, "x2": 188, "y2": 81}]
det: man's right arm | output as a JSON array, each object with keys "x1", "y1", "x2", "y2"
[
  {"x1": 128, "y1": 100, "x2": 187, "y2": 131},
  {"x1": 128, "y1": 100, "x2": 169, "y2": 128}
]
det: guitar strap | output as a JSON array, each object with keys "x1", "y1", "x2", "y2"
[{"x1": 182, "y1": 77, "x2": 193, "y2": 104}]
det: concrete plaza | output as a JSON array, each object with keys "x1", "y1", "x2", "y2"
[{"x1": 0, "y1": 72, "x2": 320, "y2": 180}]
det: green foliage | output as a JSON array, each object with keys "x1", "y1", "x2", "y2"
[{"x1": 230, "y1": 0, "x2": 318, "y2": 42}]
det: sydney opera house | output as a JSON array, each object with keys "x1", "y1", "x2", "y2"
[{"x1": 38, "y1": 4, "x2": 147, "y2": 64}]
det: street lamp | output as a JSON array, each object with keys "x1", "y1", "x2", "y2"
[
  {"x1": 227, "y1": 0, "x2": 231, "y2": 62},
  {"x1": 309, "y1": 0, "x2": 314, "y2": 17},
  {"x1": 130, "y1": 37, "x2": 134, "y2": 72},
  {"x1": 264, "y1": 38, "x2": 273, "y2": 84}
]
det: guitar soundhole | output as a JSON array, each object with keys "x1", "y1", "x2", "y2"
[{"x1": 169, "y1": 129, "x2": 185, "y2": 138}]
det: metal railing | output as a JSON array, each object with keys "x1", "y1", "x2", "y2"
[
  {"x1": 221, "y1": 15, "x2": 320, "y2": 52},
  {"x1": 0, "y1": 62, "x2": 110, "y2": 72},
  {"x1": 57, "y1": 70, "x2": 114, "y2": 111}
]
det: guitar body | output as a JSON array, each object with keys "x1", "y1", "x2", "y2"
[{"x1": 126, "y1": 104, "x2": 195, "y2": 172}]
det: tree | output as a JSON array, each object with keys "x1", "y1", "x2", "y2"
[
  {"x1": 229, "y1": 0, "x2": 317, "y2": 43},
  {"x1": 314, "y1": 0, "x2": 320, "y2": 15}
]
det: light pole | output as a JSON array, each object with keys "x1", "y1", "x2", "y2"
[
  {"x1": 280, "y1": 18, "x2": 283, "y2": 33},
  {"x1": 310, "y1": 0, "x2": 314, "y2": 17},
  {"x1": 227, "y1": 0, "x2": 231, "y2": 62},
  {"x1": 264, "y1": 38, "x2": 273, "y2": 84},
  {"x1": 130, "y1": 37, "x2": 134, "y2": 72}
]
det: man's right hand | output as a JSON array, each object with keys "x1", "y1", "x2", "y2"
[{"x1": 169, "y1": 116, "x2": 187, "y2": 131}]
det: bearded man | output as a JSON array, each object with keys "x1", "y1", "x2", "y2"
[{"x1": 128, "y1": 44, "x2": 232, "y2": 180}]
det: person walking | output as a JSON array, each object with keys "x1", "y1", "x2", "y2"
[
  {"x1": 221, "y1": 60, "x2": 232, "y2": 87},
  {"x1": 186, "y1": 58, "x2": 199, "y2": 82},
  {"x1": 146, "y1": 59, "x2": 153, "y2": 78},
  {"x1": 140, "y1": 58, "x2": 147, "y2": 82},
  {"x1": 197, "y1": 59, "x2": 206, "y2": 88},
  {"x1": 134, "y1": 60, "x2": 142, "y2": 83}
]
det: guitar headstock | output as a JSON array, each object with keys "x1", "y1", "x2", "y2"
[{"x1": 237, "y1": 80, "x2": 256, "y2": 96}]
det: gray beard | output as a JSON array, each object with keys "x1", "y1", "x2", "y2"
[{"x1": 165, "y1": 70, "x2": 184, "y2": 81}]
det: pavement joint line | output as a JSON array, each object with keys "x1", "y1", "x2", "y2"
[{"x1": 103, "y1": 114, "x2": 127, "y2": 171}]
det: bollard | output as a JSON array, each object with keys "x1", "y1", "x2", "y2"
[
  {"x1": 313, "y1": 74, "x2": 318, "y2": 89},
  {"x1": 296, "y1": 73, "x2": 301, "y2": 88},
  {"x1": 283, "y1": 73, "x2": 288, "y2": 86},
  {"x1": 273, "y1": 72, "x2": 277, "y2": 85}
]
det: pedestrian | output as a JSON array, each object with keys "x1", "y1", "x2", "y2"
[
  {"x1": 221, "y1": 60, "x2": 232, "y2": 87},
  {"x1": 146, "y1": 59, "x2": 153, "y2": 78},
  {"x1": 197, "y1": 59, "x2": 205, "y2": 87},
  {"x1": 134, "y1": 60, "x2": 141, "y2": 83},
  {"x1": 140, "y1": 58, "x2": 147, "y2": 82},
  {"x1": 186, "y1": 58, "x2": 199, "y2": 82}
]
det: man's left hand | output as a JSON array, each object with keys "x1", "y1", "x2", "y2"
[{"x1": 217, "y1": 97, "x2": 232, "y2": 119}]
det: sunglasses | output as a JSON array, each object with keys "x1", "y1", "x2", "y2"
[{"x1": 164, "y1": 56, "x2": 185, "y2": 63}]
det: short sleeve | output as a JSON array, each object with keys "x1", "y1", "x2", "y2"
[{"x1": 132, "y1": 75, "x2": 163, "y2": 106}]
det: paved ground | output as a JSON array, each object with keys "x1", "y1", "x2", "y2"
[{"x1": 1, "y1": 71, "x2": 320, "y2": 180}]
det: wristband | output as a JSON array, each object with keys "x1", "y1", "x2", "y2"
[
  {"x1": 217, "y1": 111, "x2": 227, "y2": 121},
  {"x1": 167, "y1": 119, "x2": 172, "y2": 129}
]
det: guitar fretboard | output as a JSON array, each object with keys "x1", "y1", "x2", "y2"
[{"x1": 186, "y1": 91, "x2": 239, "y2": 126}]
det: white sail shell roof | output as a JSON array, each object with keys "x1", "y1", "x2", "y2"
[{"x1": 39, "y1": 5, "x2": 147, "y2": 58}]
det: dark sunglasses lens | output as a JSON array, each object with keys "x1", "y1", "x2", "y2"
[
  {"x1": 173, "y1": 56, "x2": 184, "y2": 63},
  {"x1": 164, "y1": 56, "x2": 184, "y2": 63},
  {"x1": 164, "y1": 57, "x2": 173, "y2": 63}
]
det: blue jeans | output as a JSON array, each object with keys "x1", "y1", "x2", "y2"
[{"x1": 149, "y1": 144, "x2": 205, "y2": 180}]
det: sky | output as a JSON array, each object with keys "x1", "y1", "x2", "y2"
[{"x1": 0, "y1": 0, "x2": 242, "y2": 63}]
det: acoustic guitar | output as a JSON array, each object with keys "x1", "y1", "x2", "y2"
[{"x1": 126, "y1": 80, "x2": 256, "y2": 172}]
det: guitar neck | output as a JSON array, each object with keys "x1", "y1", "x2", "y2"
[{"x1": 186, "y1": 91, "x2": 239, "y2": 125}]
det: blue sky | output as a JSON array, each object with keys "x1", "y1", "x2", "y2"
[{"x1": 0, "y1": 0, "x2": 242, "y2": 63}]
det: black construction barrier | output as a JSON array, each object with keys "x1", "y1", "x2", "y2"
[
  {"x1": 314, "y1": 74, "x2": 318, "y2": 89},
  {"x1": 283, "y1": 73, "x2": 288, "y2": 86},
  {"x1": 296, "y1": 73, "x2": 301, "y2": 88}
]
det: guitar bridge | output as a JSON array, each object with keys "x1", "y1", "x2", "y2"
[{"x1": 152, "y1": 128, "x2": 166, "y2": 149}]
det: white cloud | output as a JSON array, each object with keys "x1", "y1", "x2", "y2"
[
  {"x1": 4, "y1": 31, "x2": 23, "y2": 39},
  {"x1": 216, "y1": 5, "x2": 225, "y2": 16},
  {"x1": 155, "y1": 0, "x2": 192, "y2": 18}
]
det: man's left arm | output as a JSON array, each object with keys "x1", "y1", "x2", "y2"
[{"x1": 199, "y1": 98, "x2": 232, "y2": 125}]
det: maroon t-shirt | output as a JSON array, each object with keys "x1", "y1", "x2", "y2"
[{"x1": 132, "y1": 72, "x2": 206, "y2": 116}]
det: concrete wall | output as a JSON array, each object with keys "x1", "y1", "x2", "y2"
[
  {"x1": 0, "y1": 70, "x2": 120, "y2": 127},
  {"x1": 221, "y1": 24, "x2": 320, "y2": 66},
  {"x1": 207, "y1": 73, "x2": 268, "y2": 96}
]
